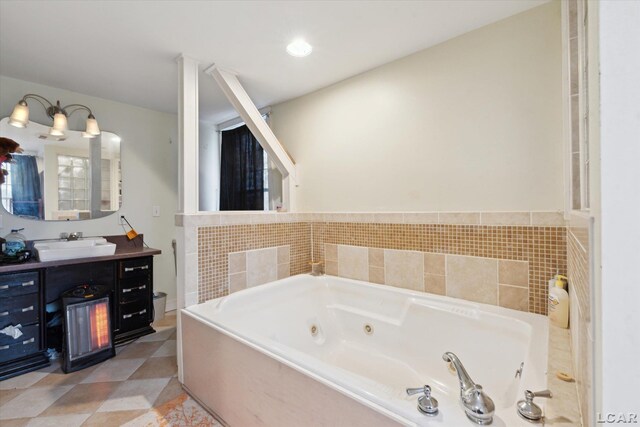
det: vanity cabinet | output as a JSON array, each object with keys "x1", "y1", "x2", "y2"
[
  {"x1": 115, "y1": 257, "x2": 154, "y2": 344},
  {"x1": 0, "y1": 271, "x2": 47, "y2": 379},
  {"x1": 0, "y1": 250, "x2": 159, "y2": 380}
]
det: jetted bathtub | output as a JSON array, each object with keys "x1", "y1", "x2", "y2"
[{"x1": 181, "y1": 274, "x2": 549, "y2": 426}]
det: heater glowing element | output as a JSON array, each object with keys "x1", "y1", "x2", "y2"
[{"x1": 90, "y1": 302, "x2": 110, "y2": 350}]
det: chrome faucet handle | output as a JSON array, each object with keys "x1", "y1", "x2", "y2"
[
  {"x1": 406, "y1": 385, "x2": 439, "y2": 416},
  {"x1": 517, "y1": 389, "x2": 553, "y2": 422}
]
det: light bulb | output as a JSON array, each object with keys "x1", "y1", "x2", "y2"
[
  {"x1": 9, "y1": 100, "x2": 29, "y2": 128},
  {"x1": 85, "y1": 115, "x2": 100, "y2": 136},
  {"x1": 49, "y1": 112, "x2": 68, "y2": 137}
]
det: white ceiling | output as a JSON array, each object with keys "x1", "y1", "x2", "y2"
[{"x1": 0, "y1": 0, "x2": 548, "y2": 125}]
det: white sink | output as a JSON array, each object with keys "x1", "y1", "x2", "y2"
[{"x1": 34, "y1": 237, "x2": 117, "y2": 262}]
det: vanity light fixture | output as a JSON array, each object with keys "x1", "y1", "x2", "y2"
[
  {"x1": 9, "y1": 94, "x2": 101, "y2": 138},
  {"x1": 286, "y1": 39, "x2": 312, "y2": 57}
]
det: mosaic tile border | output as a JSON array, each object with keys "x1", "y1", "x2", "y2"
[{"x1": 197, "y1": 220, "x2": 566, "y2": 315}]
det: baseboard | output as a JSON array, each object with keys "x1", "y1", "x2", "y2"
[{"x1": 165, "y1": 297, "x2": 177, "y2": 312}]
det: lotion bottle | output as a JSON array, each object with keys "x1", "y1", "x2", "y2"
[{"x1": 548, "y1": 275, "x2": 569, "y2": 328}]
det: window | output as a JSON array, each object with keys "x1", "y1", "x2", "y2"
[
  {"x1": 57, "y1": 155, "x2": 89, "y2": 211},
  {"x1": 567, "y1": 0, "x2": 590, "y2": 210},
  {"x1": 1, "y1": 162, "x2": 13, "y2": 213}
]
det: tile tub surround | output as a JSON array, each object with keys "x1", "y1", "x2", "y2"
[
  {"x1": 314, "y1": 222, "x2": 566, "y2": 314},
  {"x1": 326, "y1": 244, "x2": 530, "y2": 311},
  {"x1": 228, "y1": 246, "x2": 291, "y2": 293},
  {"x1": 567, "y1": 214, "x2": 593, "y2": 427},
  {"x1": 198, "y1": 223, "x2": 311, "y2": 302},
  {"x1": 189, "y1": 211, "x2": 566, "y2": 313}
]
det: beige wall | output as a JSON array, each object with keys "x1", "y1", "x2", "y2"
[
  {"x1": 0, "y1": 75, "x2": 179, "y2": 307},
  {"x1": 271, "y1": 2, "x2": 562, "y2": 212}
]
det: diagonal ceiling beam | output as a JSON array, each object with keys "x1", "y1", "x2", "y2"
[{"x1": 205, "y1": 64, "x2": 297, "y2": 210}]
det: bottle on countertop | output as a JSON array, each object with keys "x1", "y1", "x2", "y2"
[
  {"x1": 548, "y1": 274, "x2": 569, "y2": 328},
  {"x1": 4, "y1": 228, "x2": 26, "y2": 256}
]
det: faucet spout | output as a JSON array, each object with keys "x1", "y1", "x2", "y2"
[
  {"x1": 443, "y1": 351, "x2": 476, "y2": 393},
  {"x1": 442, "y1": 352, "x2": 495, "y2": 425}
]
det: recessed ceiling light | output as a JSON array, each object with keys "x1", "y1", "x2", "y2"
[{"x1": 286, "y1": 39, "x2": 312, "y2": 57}]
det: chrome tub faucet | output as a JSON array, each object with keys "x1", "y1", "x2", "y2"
[{"x1": 443, "y1": 351, "x2": 495, "y2": 425}]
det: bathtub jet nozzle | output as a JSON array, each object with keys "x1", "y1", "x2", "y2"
[{"x1": 442, "y1": 352, "x2": 495, "y2": 425}]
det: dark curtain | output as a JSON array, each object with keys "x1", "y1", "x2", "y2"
[
  {"x1": 219, "y1": 125, "x2": 264, "y2": 211},
  {"x1": 11, "y1": 155, "x2": 43, "y2": 219}
]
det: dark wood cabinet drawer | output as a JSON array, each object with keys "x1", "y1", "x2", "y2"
[
  {"x1": 118, "y1": 298, "x2": 150, "y2": 332},
  {"x1": 0, "y1": 323, "x2": 40, "y2": 346},
  {"x1": 0, "y1": 272, "x2": 39, "y2": 298},
  {"x1": 0, "y1": 333, "x2": 40, "y2": 364},
  {"x1": 0, "y1": 294, "x2": 39, "y2": 329},
  {"x1": 119, "y1": 276, "x2": 151, "y2": 301},
  {"x1": 119, "y1": 257, "x2": 152, "y2": 279}
]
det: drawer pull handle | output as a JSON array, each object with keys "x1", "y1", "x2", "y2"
[
  {"x1": 0, "y1": 311, "x2": 8, "y2": 317},
  {"x1": 124, "y1": 265, "x2": 149, "y2": 272},
  {"x1": 122, "y1": 285, "x2": 146, "y2": 293},
  {"x1": 21, "y1": 306, "x2": 34, "y2": 312},
  {"x1": 0, "y1": 280, "x2": 34, "y2": 290},
  {"x1": 0, "y1": 345, "x2": 9, "y2": 350},
  {"x1": 123, "y1": 309, "x2": 147, "y2": 319},
  {"x1": 22, "y1": 338, "x2": 35, "y2": 345}
]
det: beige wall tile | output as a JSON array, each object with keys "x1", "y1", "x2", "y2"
[
  {"x1": 373, "y1": 213, "x2": 404, "y2": 224},
  {"x1": 228, "y1": 252, "x2": 246, "y2": 274},
  {"x1": 219, "y1": 212, "x2": 253, "y2": 225},
  {"x1": 368, "y1": 248, "x2": 384, "y2": 268},
  {"x1": 277, "y1": 263, "x2": 290, "y2": 280},
  {"x1": 349, "y1": 213, "x2": 375, "y2": 223},
  {"x1": 498, "y1": 285, "x2": 528, "y2": 312},
  {"x1": 446, "y1": 255, "x2": 498, "y2": 304},
  {"x1": 384, "y1": 249, "x2": 424, "y2": 291},
  {"x1": 424, "y1": 253, "x2": 445, "y2": 275},
  {"x1": 249, "y1": 213, "x2": 277, "y2": 224},
  {"x1": 424, "y1": 274, "x2": 446, "y2": 296},
  {"x1": 531, "y1": 211, "x2": 566, "y2": 226},
  {"x1": 277, "y1": 245, "x2": 290, "y2": 264},
  {"x1": 498, "y1": 260, "x2": 529, "y2": 287},
  {"x1": 324, "y1": 244, "x2": 338, "y2": 261},
  {"x1": 481, "y1": 212, "x2": 531, "y2": 225},
  {"x1": 337, "y1": 245, "x2": 369, "y2": 281},
  {"x1": 403, "y1": 212, "x2": 438, "y2": 224},
  {"x1": 325, "y1": 260, "x2": 338, "y2": 276},
  {"x1": 229, "y1": 272, "x2": 247, "y2": 293},
  {"x1": 246, "y1": 247, "x2": 278, "y2": 287},
  {"x1": 438, "y1": 212, "x2": 481, "y2": 225},
  {"x1": 369, "y1": 266, "x2": 385, "y2": 284}
]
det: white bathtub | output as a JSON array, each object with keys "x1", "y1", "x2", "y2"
[{"x1": 182, "y1": 274, "x2": 549, "y2": 426}]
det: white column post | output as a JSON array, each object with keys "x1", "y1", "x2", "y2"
[{"x1": 176, "y1": 54, "x2": 200, "y2": 383}]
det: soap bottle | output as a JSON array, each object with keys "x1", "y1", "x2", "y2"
[
  {"x1": 548, "y1": 275, "x2": 569, "y2": 328},
  {"x1": 4, "y1": 228, "x2": 26, "y2": 256}
]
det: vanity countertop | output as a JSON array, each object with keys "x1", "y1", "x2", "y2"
[{"x1": 0, "y1": 246, "x2": 161, "y2": 274}]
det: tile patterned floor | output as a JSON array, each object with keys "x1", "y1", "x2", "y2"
[{"x1": 0, "y1": 312, "x2": 220, "y2": 427}]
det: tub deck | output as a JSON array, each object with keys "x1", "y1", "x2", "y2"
[{"x1": 182, "y1": 274, "x2": 548, "y2": 426}]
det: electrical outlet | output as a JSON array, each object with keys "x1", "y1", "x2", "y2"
[{"x1": 152, "y1": 206, "x2": 160, "y2": 217}]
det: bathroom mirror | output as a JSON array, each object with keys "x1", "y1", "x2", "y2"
[{"x1": 0, "y1": 117, "x2": 121, "y2": 220}]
